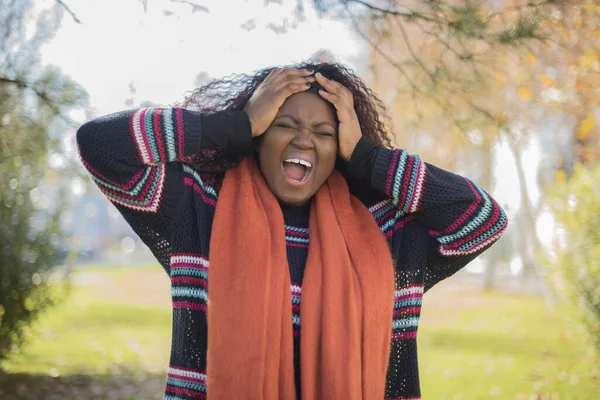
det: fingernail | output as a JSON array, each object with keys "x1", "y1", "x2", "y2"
[{"x1": 316, "y1": 72, "x2": 322, "y2": 77}]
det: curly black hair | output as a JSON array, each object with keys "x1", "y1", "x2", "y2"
[{"x1": 180, "y1": 60, "x2": 394, "y2": 188}]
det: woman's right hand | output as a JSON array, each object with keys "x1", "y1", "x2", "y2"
[{"x1": 244, "y1": 68, "x2": 315, "y2": 138}]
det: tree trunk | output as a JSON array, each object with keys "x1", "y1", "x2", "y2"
[
  {"x1": 482, "y1": 140, "x2": 498, "y2": 291},
  {"x1": 507, "y1": 133, "x2": 555, "y2": 304}
]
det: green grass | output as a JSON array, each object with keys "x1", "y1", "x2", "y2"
[
  {"x1": 419, "y1": 290, "x2": 600, "y2": 399},
  {"x1": 1, "y1": 266, "x2": 171, "y2": 400},
  {"x1": 1, "y1": 267, "x2": 599, "y2": 399},
  {"x1": 4, "y1": 289, "x2": 171, "y2": 376}
]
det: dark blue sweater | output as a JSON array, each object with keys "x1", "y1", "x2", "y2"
[{"x1": 76, "y1": 108, "x2": 507, "y2": 400}]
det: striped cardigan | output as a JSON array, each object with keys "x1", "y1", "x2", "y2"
[{"x1": 76, "y1": 107, "x2": 507, "y2": 400}]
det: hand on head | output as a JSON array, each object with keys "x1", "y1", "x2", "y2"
[
  {"x1": 314, "y1": 72, "x2": 362, "y2": 162},
  {"x1": 244, "y1": 68, "x2": 315, "y2": 138},
  {"x1": 244, "y1": 68, "x2": 363, "y2": 162}
]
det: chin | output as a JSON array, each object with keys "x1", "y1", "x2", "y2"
[{"x1": 275, "y1": 191, "x2": 312, "y2": 207}]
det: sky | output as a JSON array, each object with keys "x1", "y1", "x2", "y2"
[
  {"x1": 38, "y1": 0, "x2": 363, "y2": 115},
  {"x1": 34, "y1": 0, "x2": 551, "y2": 263}
]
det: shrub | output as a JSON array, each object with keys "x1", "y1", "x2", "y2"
[{"x1": 544, "y1": 164, "x2": 600, "y2": 350}]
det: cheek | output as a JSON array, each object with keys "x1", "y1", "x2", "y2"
[
  {"x1": 318, "y1": 141, "x2": 339, "y2": 174},
  {"x1": 258, "y1": 131, "x2": 294, "y2": 178},
  {"x1": 258, "y1": 134, "x2": 279, "y2": 164}
]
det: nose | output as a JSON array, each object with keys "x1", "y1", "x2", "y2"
[{"x1": 292, "y1": 128, "x2": 314, "y2": 149}]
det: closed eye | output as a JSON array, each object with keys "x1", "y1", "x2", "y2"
[
  {"x1": 276, "y1": 123, "x2": 295, "y2": 129},
  {"x1": 316, "y1": 132, "x2": 335, "y2": 137}
]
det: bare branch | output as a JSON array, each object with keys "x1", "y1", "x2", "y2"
[
  {"x1": 170, "y1": 0, "x2": 209, "y2": 13},
  {"x1": 394, "y1": 18, "x2": 437, "y2": 85},
  {"x1": 346, "y1": 0, "x2": 445, "y2": 25},
  {"x1": 412, "y1": 18, "x2": 497, "y2": 89},
  {"x1": 55, "y1": 0, "x2": 81, "y2": 24},
  {"x1": 343, "y1": 6, "x2": 424, "y2": 117},
  {"x1": 488, "y1": 0, "x2": 567, "y2": 19},
  {"x1": 0, "y1": 77, "x2": 76, "y2": 125},
  {"x1": 344, "y1": 3, "x2": 503, "y2": 132}
]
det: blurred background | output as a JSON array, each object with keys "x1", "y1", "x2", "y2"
[{"x1": 1, "y1": 0, "x2": 599, "y2": 399}]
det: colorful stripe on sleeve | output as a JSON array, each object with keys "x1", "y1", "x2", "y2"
[
  {"x1": 131, "y1": 108, "x2": 185, "y2": 164},
  {"x1": 385, "y1": 150, "x2": 427, "y2": 214},
  {"x1": 79, "y1": 108, "x2": 189, "y2": 213},
  {"x1": 81, "y1": 159, "x2": 166, "y2": 213},
  {"x1": 429, "y1": 178, "x2": 507, "y2": 256}
]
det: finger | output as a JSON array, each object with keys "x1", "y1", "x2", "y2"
[
  {"x1": 264, "y1": 68, "x2": 283, "y2": 83},
  {"x1": 273, "y1": 68, "x2": 314, "y2": 85},
  {"x1": 274, "y1": 75, "x2": 315, "y2": 92},
  {"x1": 315, "y1": 72, "x2": 344, "y2": 94},
  {"x1": 318, "y1": 90, "x2": 354, "y2": 122},
  {"x1": 279, "y1": 82, "x2": 312, "y2": 98},
  {"x1": 317, "y1": 89, "x2": 342, "y2": 108},
  {"x1": 280, "y1": 83, "x2": 310, "y2": 96}
]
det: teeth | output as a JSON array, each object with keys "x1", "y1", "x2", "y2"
[{"x1": 284, "y1": 158, "x2": 312, "y2": 168}]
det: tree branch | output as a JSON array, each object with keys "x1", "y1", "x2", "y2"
[
  {"x1": 412, "y1": 18, "x2": 499, "y2": 90},
  {"x1": 346, "y1": 0, "x2": 445, "y2": 25},
  {"x1": 394, "y1": 18, "x2": 439, "y2": 85},
  {"x1": 343, "y1": 6, "x2": 425, "y2": 119},
  {"x1": 488, "y1": 0, "x2": 569, "y2": 19},
  {"x1": 55, "y1": 0, "x2": 81, "y2": 24},
  {"x1": 0, "y1": 77, "x2": 75, "y2": 125},
  {"x1": 169, "y1": 0, "x2": 209, "y2": 13},
  {"x1": 344, "y1": 3, "x2": 504, "y2": 133}
]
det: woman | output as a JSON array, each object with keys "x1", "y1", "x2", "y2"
[{"x1": 77, "y1": 62, "x2": 507, "y2": 400}]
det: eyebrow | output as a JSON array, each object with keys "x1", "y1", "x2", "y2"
[{"x1": 275, "y1": 114, "x2": 337, "y2": 130}]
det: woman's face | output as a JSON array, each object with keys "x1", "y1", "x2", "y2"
[{"x1": 258, "y1": 91, "x2": 338, "y2": 206}]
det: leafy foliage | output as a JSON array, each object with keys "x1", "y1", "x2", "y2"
[
  {"x1": 0, "y1": 0, "x2": 87, "y2": 362},
  {"x1": 544, "y1": 164, "x2": 600, "y2": 350}
]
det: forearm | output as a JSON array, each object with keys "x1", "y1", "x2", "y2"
[
  {"x1": 76, "y1": 107, "x2": 252, "y2": 221},
  {"x1": 199, "y1": 110, "x2": 253, "y2": 155},
  {"x1": 77, "y1": 108, "x2": 251, "y2": 171},
  {"x1": 346, "y1": 137, "x2": 507, "y2": 254}
]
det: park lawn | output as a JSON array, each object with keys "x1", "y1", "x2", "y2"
[
  {"x1": 1, "y1": 266, "x2": 172, "y2": 399},
  {"x1": 419, "y1": 289, "x2": 599, "y2": 399},
  {"x1": 1, "y1": 266, "x2": 599, "y2": 399}
]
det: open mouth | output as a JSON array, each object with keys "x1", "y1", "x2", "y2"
[{"x1": 282, "y1": 158, "x2": 313, "y2": 184}]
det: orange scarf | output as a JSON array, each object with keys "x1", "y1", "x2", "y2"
[{"x1": 207, "y1": 156, "x2": 395, "y2": 399}]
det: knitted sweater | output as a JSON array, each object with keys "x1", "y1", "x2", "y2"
[{"x1": 76, "y1": 107, "x2": 507, "y2": 400}]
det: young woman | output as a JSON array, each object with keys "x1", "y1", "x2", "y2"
[{"x1": 77, "y1": 62, "x2": 507, "y2": 400}]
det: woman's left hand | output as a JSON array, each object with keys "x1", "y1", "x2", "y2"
[{"x1": 315, "y1": 73, "x2": 362, "y2": 162}]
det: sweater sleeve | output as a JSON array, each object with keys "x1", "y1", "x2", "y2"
[
  {"x1": 76, "y1": 108, "x2": 251, "y2": 271},
  {"x1": 347, "y1": 137, "x2": 508, "y2": 291}
]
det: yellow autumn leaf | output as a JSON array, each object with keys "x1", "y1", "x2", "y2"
[
  {"x1": 541, "y1": 73, "x2": 555, "y2": 87},
  {"x1": 583, "y1": 3, "x2": 597, "y2": 13},
  {"x1": 559, "y1": 25, "x2": 570, "y2": 41},
  {"x1": 518, "y1": 87, "x2": 533, "y2": 102},
  {"x1": 577, "y1": 115, "x2": 595, "y2": 141},
  {"x1": 493, "y1": 72, "x2": 507, "y2": 87},
  {"x1": 555, "y1": 169, "x2": 567, "y2": 184},
  {"x1": 452, "y1": 126, "x2": 463, "y2": 139},
  {"x1": 526, "y1": 53, "x2": 537, "y2": 66},
  {"x1": 581, "y1": 49, "x2": 598, "y2": 68}
]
